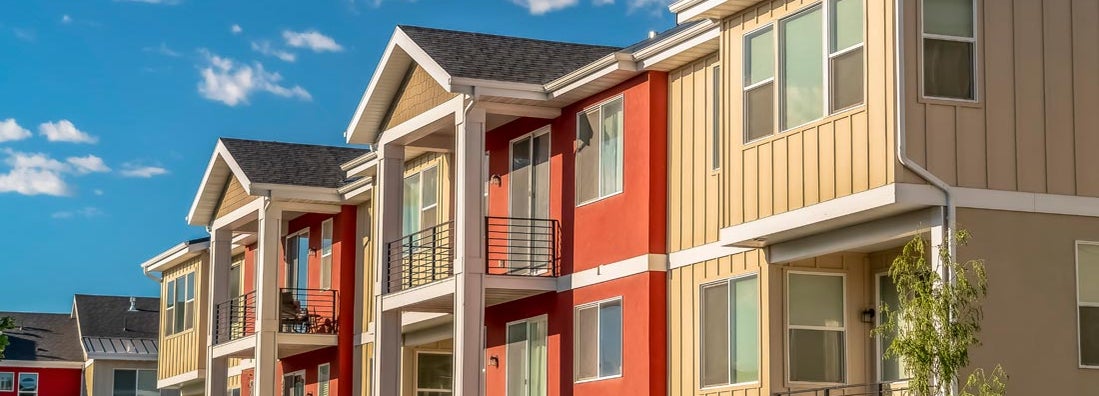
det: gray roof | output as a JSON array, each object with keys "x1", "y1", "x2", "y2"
[
  {"x1": 399, "y1": 25, "x2": 621, "y2": 85},
  {"x1": 73, "y1": 295, "x2": 159, "y2": 339},
  {"x1": 0, "y1": 312, "x2": 83, "y2": 362},
  {"x1": 220, "y1": 138, "x2": 371, "y2": 188}
]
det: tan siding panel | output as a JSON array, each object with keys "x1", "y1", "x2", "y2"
[
  {"x1": 925, "y1": 104, "x2": 957, "y2": 185},
  {"x1": 1073, "y1": 0, "x2": 1099, "y2": 197},
  {"x1": 383, "y1": 64, "x2": 458, "y2": 130},
  {"x1": 215, "y1": 176, "x2": 251, "y2": 219},
  {"x1": 983, "y1": 0, "x2": 1018, "y2": 191},
  {"x1": 1042, "y1": 0, "x2": 1076, "y2": 196},
  {"x1": 1013, "y1": 0, "x2": 1047, "y2": 193},
  {"x1": 956, "y1": 107, "x2": 987, "y2": 188}
]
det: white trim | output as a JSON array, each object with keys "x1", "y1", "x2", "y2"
[
  {"x1": 187, "y1": 141, "x2": 253, "y2": 226},
  {"x1": 634, "y1": 23, "x2": 721, "y2": 71},
  {"x1": 742, "y1": 24, "x2": 774, "y2": 145},
  {"x1": 282, "y1": 370, "x2": 307, "y2": 396},
  {"x1": 211, "y1": 197, "x2": 264, "y2": 231},
  {"x1": 669, "y1": 241, "x2": 751, "y2": 270},
  {"x1": 0, "y1": 360, "x2": 83, "y2": 369},
  {"x1": 918, "y1": 0, "x2": 980, "y2": 103},
  {"x1": 476, "y1": 102, "x2": 560, "y2": 120},
  {"x1": 670, "y1": 0, "x2": 733, "y2": 24},
  {"x1": 0, "y1": 372, "x2": 11, "y2": 392},
  {"x1": 141, "y1": 239, "x2": 210, "y2": 273},
  {"x1": 505, "y1": 315, "x2": 549, "y2": 396},
  {"x1": 697, "y1": 273, "x2": 760, "y2": 389},
  {"x1": 767, "y1": 207, "x2": 942, "y2": 264},
  {"x1": 157, "y1": 369, "x2": 204, "y2": 390},
  {"x1": 378, "y1": 96, "x2": 463, "y2": 147},
  {"x1": 557, "y1": 254, "x2": 666, "y2": 291},
  {"x1": 318, "y1": 363, "x2": 332, "y2": 396},
  {"x1": 413, "y1": 351, "x2": 454, "y2": 394},
  {"x1": 573, "y1": 297, "x2": 624, "y2": 383},
  {"x1": 285, "y1": 228, "x2": 310, "y2": 290},
  {"x1": 111, "y1": 368, "x2": 158, "y2": 396},
  {"x1": 1076, "y1": 241, "x2": 1099, "y2": 369},
  {"x1": 320, "y1": 218, "x2": 334, "y2": 290},
  {"x1": 785, "y1": 271, "x2": 848, "y2": 385},
  {"x1": 16, "y1": 372, "x2": 37, "y2": 396},
  {"x1": 575, "y1": 95, "x2": 625, "y2": 206},
  {"x1": 381, "y1": 277, "x2": 457, "y2": 312},
  {"x1": 250, "y1": 183, "x2": 343, "y2": 203},
  {"x1": 508, "y1": 126, "x2": 552, "y2": 222}
]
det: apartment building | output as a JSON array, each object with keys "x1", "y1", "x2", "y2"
[{"x1": 0, "y1": 312, "x2": 83, "y2": 396}]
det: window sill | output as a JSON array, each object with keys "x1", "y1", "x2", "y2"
[
  {"x1": 576, "y1": 190, "x2": 624, "y2": 208},
  {"x1": 574, "y1": 373, "x2": 623, "y2": 384},
  {"x1": 917, "y1": 95, "x2": 983, "y2": 109},
  {"x1": 741, "y1": 104, "x2": 867, "y2": 151}
]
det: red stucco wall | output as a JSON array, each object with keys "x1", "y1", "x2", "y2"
[{"x1": 0, "y1": 366, "x2": 81, "y2": 396}]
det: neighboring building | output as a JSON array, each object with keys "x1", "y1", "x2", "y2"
[
  {"x1": 0, "y1": 312, "x2": 83, "y2": 396},
  {"x1": 72, "y1": 295, "x2": 177, "y2": 396}
]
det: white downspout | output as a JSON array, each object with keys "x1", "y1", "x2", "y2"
[{"x1": 894, "y1": 0, "x2": 958, "y2": 394}]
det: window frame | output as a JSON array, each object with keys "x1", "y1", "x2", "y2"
[
  {"x1": 919, "y1": 0, "x2": 979, "y2": 103},
  {"x1": 0, "y1": 372, "x2": 13, "y2": 392},
  {"x1": 785, "y1": 270, "x2": 848, "y2": 385},
  {"x1": 573, "y1": 296, "x2": 624, "y2": 383},
  {"x1": 403, "y1": 165, "x2": 440, "y2": 233},
  {"x1": 827, "y1": 0, "x2": 866, "y2": 113},
  {"x1": 111, "y1": 368, "x2": 157, "y2": 396},
  {"x1": 320, "y1": 218, "x2": 334, "y2": 290},
  {"x1": 711, "y1": 65, "x2": 722, "y2": 172},
  {"x1": 414, "y1": 351, "x2": 454, "y2": 395},
  {"x1": 284, "y1": 228, "x2": 310, "y2": 290},
  {"x1": 698, "y1": 273, "x2": 760, "y2": 390},
  {"x1": 1076, "y1": 241, "x2": 1099, "y2": 369},
  {"x1": 742, "y1": 23, "x2": 775, "y2": 145},
  {"x1": 574, "y1": 95, "x2": 626, "y2": 207},
  {"x1": 318, "y1": 363, "x2": 331, "y2": 396},
  {"x1": 16, "y1": 373, "x2": 36, "y2": 396},
  {"x1": 165, "y1": 271, "x2": 196, "y2": 336},
  {"x1": 777, "y1": 3, "x2": 826, "y2": 133},
  {"x1": 505, "y1": 314, "x2": 549, "y2": 396},
  {"x1": 282, "y1": 370, "x2": 306, "y2": 396}
]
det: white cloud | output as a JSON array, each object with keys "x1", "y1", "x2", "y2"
[
  {"x1": 0, "y1": 149, "x2": 71, "y2": 196},
  {"x1": 231, "y1": 24, "x2": 243, "y2": 34},
  {"x1": 282, "y1": 30, "x2": 343, "y2": 52},
  {"x1": 93, "y1": 189, "x2": 104, "y2": 196},
  {"x1": 592, "y1": 0, "x2": 613, "y2": 5},
  {"x1": 251, "y1": 41, "x2": 296, "y2": 62},
  {"x1": 66, "y1": 155, "x2": 110, "y2": 174},
  {"x1": 61, "y1": 14, "x2": 73, "y2": 24},
  {"x1": 510, "y1": 0, "x2": 578, "y2": 14},
  {"x1": 197, "y1": 51, "x2": 311, "y2": 106},
  {"x1": 39, "y1": 120, "x2": 98, "y2": 143},
  {"x1": 119, "y1": 163, "x2": 169, "y2": 178},
  {"x1": 144, "y1": 42, "x2": 181, "y2": 57},
  {"x1": 52, "y1": 207, "x2": 104, "y2": 219},
  {"x1": 0, "y1": 119, "x2": 32, "y2": 142}
]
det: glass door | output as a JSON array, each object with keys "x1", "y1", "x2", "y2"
[
  {"x1": 282, "y1": 372, "x2": 305, "y2": 396},
  {"x1": 507, "y1": 316, "x2": 547, "y2": 396},
  {"x1": 508, "y1": 128, "x2": 551, "y2": 274},
  {"x1": 877, "y1": 273, "x2": 907, "y2": 381}
]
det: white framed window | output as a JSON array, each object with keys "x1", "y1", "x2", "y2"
[
  {"x1": 921, "y1": 0, "x2": 977, "y2": 101},
  {"x1": 320, "y1": 219, "x2": 334, "y2": 290},
  {"x1": 403, "y1": 166, "x2": 439, "y2": 235},
  {"x1": 575, "y1": 96, "x2": 624, "y2": 205},
  {"x1": 285, "y1": 229, "x2": 310, "y2": 290},
  {"x1": 112, "y1": 369, "x2": 157, "y2": 396},
  {"x1": 1077, "y1": 241, "x2": 1099, "y2": 368},
  {"x1": 17, "y1": 373, "x2": 36, "y2": 396},
  {"x1": 318, "y1": 363, "x2": 331, "y2": 396},
  {"x1": 876, "y1": 272, "x2": 909, "y2": 381},
  {"x1": 282, "y1": 371, "x2": 305, "y2": 396},
  {"x1": 0, "y1": 372, "x2": 13, "y2": 392},
  {"x1": 228, "y1": 254, "x2": 244, "y2": 298},
  {"x1": 786, "y1": 272, "x2": 846, "y2": 384},
  {"x1": 574, "y1": 298, "x2": 622, "y2": 382},
  {"x1": 700, "y1": 274, "x2": 759, "y2": 388},
  {"x1": 415, "y1": 351, "x2": 453, "y2": 395},
  {"x1": 165, "y1": 271, "x2": 195, "y2": 335},
  {"x1": 745, "y1": 0, "x2": 865, "y2": 142},
  {"x1": 506, "y1": 315, "x2": 548, "y2": 396},
  {"x1": 711, "y1": 65, "x2": 722, "y2": 171}
]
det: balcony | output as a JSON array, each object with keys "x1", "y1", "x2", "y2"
[
  {"x1": 774, "y1": 381, "x2": 910, "y2": 396},
  {"x1": 210, "y1": 288, "x2": 339, "y2": 359},
  {"x1": 277, "y1": 288, "x2": 339, "y2": 335},
  {"x1": 386, "y1": 221, "x2": 455, "y2": 293},
  {"x1": 485, "y1": 216, "x2": 558, "y2": 276},
  {"x1": 213, "y1": 291, "x2": 256, "y2": 345}
]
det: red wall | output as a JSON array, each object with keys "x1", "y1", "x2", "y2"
[
  {"x1": 240, "y1": 346, "x2": 342, "y2": 396},
  {"x1": 0, "y1": 366, "x2": 81, "y2": 396}
]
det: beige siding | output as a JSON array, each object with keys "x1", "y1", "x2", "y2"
[
  {"x1": 215, "y1": 176, "x2": 251, "y2": 219},
  {"x1": 669, "y1": 54, "x2": 722, "y2": 252},
  {"x1": 158, "y1": 255, "x2": 206, "y2": 381},
  {"x1": 360, "y1": 198, "x2": 376, "y2": 334},
  {"x1": 383, "y1": 64, "x2": 458, "y2": 131},
  {"x1": 722, "y1": 0, "x2": 897, "y2": 228},
  {"x1": 401, "y1": 339, "x2": 453, "y2": 396},
  {"x1": 901, "y1": 0, "x2": 1099, "y2": 197},
  {"x1": 87, "y1": 360, "x2": 160, "y2": 396},
  {"x1": 361, "y1": 343, "x2": 374, "y2": 396}
]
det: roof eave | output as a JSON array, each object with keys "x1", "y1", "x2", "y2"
[
  {"x1": 141, "y1": 239, "x2": 210, "y2": 273},
  {"x1": 186, "y1": 140, "x2": 253, "y2": 227}
]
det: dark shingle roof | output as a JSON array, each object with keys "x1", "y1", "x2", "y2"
[
  {"x1": 0, "y1": 312, "x2": 82, "y2": 362},
  {"x1": 73, "y1": 295, "x2": 159, "y2": 339},
  {"x1": 220, "y1": 138, "x2": 371, "y2": 188},
  {"x1": 400, "y1": 25, "x2": 622, "y2": 85}
]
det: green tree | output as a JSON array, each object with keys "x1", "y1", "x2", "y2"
[
  {"x1": 874, "y1": 230, "x2": 1007, "y2": 396},
  {"x1": 0, "y1": 316, "x2": 15, "y2": 360}
]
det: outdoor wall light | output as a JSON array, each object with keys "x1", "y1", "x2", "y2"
[
  {"x1": 488, "y1": 355, "x2": 499, "y2": 367},
  {"x1": 861, "y1": 308, "x2": 876, "y2": 324}
]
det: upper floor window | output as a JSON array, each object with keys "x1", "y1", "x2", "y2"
[
  {"x1": 1077, "y1": 242, "x2": 1099, "y2": 368},
  {"x1": 17, "y1": 373, "x2": 36, "y2": 396},
  {"x1": 403, "y1": 166, "x2": 439, "y2": 235},
  {"x1": 711, "y1": 66, "x2": 722, "y2": 171},
  {"x1": 576, "y1": 96, "x2": 624, "y2": 205},
  {"x1": 744, "y1": 0, "x2": 865, "y2": 142},
  {"x1": 0, "y1": 372, "x2": 13, "y2": 392},
  {"x1": 113, "y1": 369, "x2": 156, "y2": 396},
  {"x1": 228, "y1": 254, "x2": 244, "y2": 298},
  {"x1": 787, "y1": 272, "x2": 846, "y2": 384},
  {"x1": 318, "y1": 363, "x2": 332, "y2": 396},
  {"x1": 700, "y1": 274, "x2": 759, "y2": 388},
  {"x1": 574, "y1": 298, "x2": 622, "y2": 382},
  {"x1": 320, "y1": 218, "x2": 334, "y2": 290},
  {"x1": 922, "y1": 0, "x2": 976, "y2": 100},
  {"x1": 165, "y1": 271, "x2": 195, "y2": 336}
]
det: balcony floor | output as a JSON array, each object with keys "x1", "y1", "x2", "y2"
[{"x1": 381, "y1": 274, "x2": 556, "y2": 313}]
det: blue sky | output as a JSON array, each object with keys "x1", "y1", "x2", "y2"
[{"x1": 0, "y1": 0, "x2": 676, "y2": 313}]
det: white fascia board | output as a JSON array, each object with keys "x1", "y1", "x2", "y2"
[
  {"x1": 380, "y1": 278, "x2": 456, "y2": 311},
  {"x1": 673, "y1": 0, "x2": 729, "y2": 24},
  {"x1": 158, "y1": 370, "x2": 205, "y2": 389},
  {"x1": 475, "y1": 102, "x2": 561, "y2": 119},
  {"x1": 394, "y1": 27, "x2": 453, "y2": 92},
  {"x1": 556, "y1": 254, "x2": 667, "y2": 291},
  {"x1": 547, "y1": 55, "x2": 637, "y2": 99},
  {"x1": 632, "y1": 19, "x2": 717, "y2": 60},
  {"x1": 668, "y1": 241, "x2": 752, "y2": 270},
  {"x1": 340, "y1": 151, "x2": 377, "y2": 172},
  {"x1": 378, "y1": 95, "x2": 463, "y2": 147},
  {"x1": 345, "y1": 157, "x2": 378, "y2": 179},
  {"x1": 186, "y1": 141, "x2": 254, "y2": 226},
  {"x1": 250, "y1": 183, "x2": 344, "y2": 203},
  {"x1": 141, "y1": 239, "x2": 211, "y2": 273},
  {"x1": 0, "y1": 360, "x2": 84, "y2": 369},
  {"x1": 544, "y1": 53, "x2": 622, "y2": 92},
  {"x1": 341, "y1": 183, "x2": 373, "y2": 204},
  {"x1": 450, "y1": 77, "x2": 544, "y2": 93},
  {"x1": 84, "y1": 353, "x2": 157, "y2": 361},
  {"x1": 767, "y1": 207, "x2": 943, "y2": 264},
  {"x1": 635, "y1": 24, "x2": 721, "y2": 71},
  {"x1": 668, "y1": 0, "x2": 705, "y2": 13},
  {"x1": 211, "y1": 197, "x2": 264, "y2": 231}
]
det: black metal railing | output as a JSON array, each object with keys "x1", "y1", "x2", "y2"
[
  {"x1": 773, "y1": 381, "x2": 910, "y2": 396},
  {"x1": 385, "y1": 221, "x2": 454, "y2": 293},
  {"x1": 485, "y1": 216, "x2": 559, "y2": 276},
  {"x1": 278, "y1": 288, "x2": 338, "y2": 335},
  {"x1": 213, "y1": 291, "x2": 255, "y2": 345}
]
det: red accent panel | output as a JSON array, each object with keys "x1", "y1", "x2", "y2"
[{"x1": 0, "y1": 366, "x2": 81, "y2": 396}]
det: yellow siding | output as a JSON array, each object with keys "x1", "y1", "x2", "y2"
[
  {"x1": 401, "y1": 339, "x2": 453, "y2": 396},
  {"x1": 158, "y1": 255, "x2": 206, "y2": 381},
  {"x1": 669, "y1": 54, "x2": 722, "y2": 252},
  {"x1": 721, "y1": 0, "x2": 896, "y2": 227},
  {"x1": 215, "y1": 176, "x2": 251, "y2": 219},
  {"x1": 901, "y1": 0, "x2": 1099, "y2": 197},
  {"x1": 383, "y1": 64, "x2": 458, "y2": 130},
  {"x1": 360, "y1": 198, "x2": 376, "y2": 333},
  {"x1": 361, "y1": 343, "x2": 374, "y2": 396},
  {"x1": 404, "y1": 152, "x2": 453, "y2": 226}
]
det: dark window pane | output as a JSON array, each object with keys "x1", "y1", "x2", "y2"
[
  {"x1": 416, "y1": 353, "x2": 453, "y2": 390},
  {"x1": 114, "y1": 370, "x2": 137, "y2": 396},
  {"x1": 923, "y1": 39, "x2": 974, "y2": 100},
  {"x1": 745, "y1": 83, "x2": 774, "y2": 142},
  {"x1": 789, "y1": 329, "x2": 845, "y2": 383},
  {"x1": 701, "y1": 284, "x2": 730, "y2": 387},
  {"x1": 1082, "y1": 307, "x2": 1099, "y2": 366},
  {"x1": 598, "y1": 301, "x2": 622, "y2": 377},
  {"x1": 831, "y1": 48, "x2": 864, "y2": 111},
  {"x1": 575, "y1": 111, "x2": 600, "y2": 203}
]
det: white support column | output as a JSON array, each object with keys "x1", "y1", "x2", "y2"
[
  {"x1": 205, "y1": 228, "x2": 233, "y2": 396},
  {"x1": 254, "y1": 201, "x2": 282, "y2": 396},
  {"x1": 373, "y1": 143, "x2": 405, "y2": 396},
  {"x1": 453, "y1": 103, "x2": 487, "y2": 396}
]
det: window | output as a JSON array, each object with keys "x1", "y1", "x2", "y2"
[
  {"x1": 507, "y1": 316, "x2": 548, "y2": 396},
  {"x1": 229, "y1": 254, "x2": 244, "y2": 298},
  {"x1": 0, "y1": 372, "x2": 12, "y2": 392},
  {"x1": 17, "y1": 373, "x2": 36, "y2": 396},
  {"x1": 285, "y1": 230, "x2": 310, "y2": 291},
  {"x1": 320, "y1": 219, "x2": 334, "y2": 290},
  {"x1": 165, "y1": 272, "x2": 195, "y2": 335},
  {"x1": 575, "y1": 96, "x2": 624, "y2": 204},
  {"x1": 574, "y1": 298, "x2": 622, "y2": 381},
  {"x1": 403, "y1": 166, "x2": 439, "y2": 235},
  {"x1": 230, "y1": 389, "x2": 241, "y2": 396},
  {"x1": 416, "y1": 352, "x2": 452, "y2": 395},
  {"x1": 745, "y1": 1, "x2": 865, "y2": 142},
  {"x1": 922, "y1": 0, "x2": 976, "y2": 100},
  {"x1": 711, "y1": 66, "x2": 722, "y2": 171},
  {"x1": 1077, "y1": 242, "x2": 1099, "y2": 367},
  {"x1": 318, "y1": 363, "x2": 331, "y2": 396},
  {"x1": 877, "y1": 273, "x2": 908, "y2": 381},
  {"x1": 112, "y1": 369, "x2": 157, "y2": 396},
  {"x1": 787, "y1": 272, "x2": 845, "y2": 383},
  {"x1": 700, "y1": 275, "x2": 759, "y2": 388}
]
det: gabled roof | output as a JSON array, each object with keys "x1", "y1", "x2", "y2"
[
  {"x1": 0, "y1": 312, "x2": 83, "y2": 363},
  {"x1": 399, "y1": 25, "x2": 621, "y2": 85},
  {"x1": 73, "y1": 295, "x2": 159, "y2": 339},
  {"x1": 141, "y1": 237, "x2": 210, "y2": 274}
]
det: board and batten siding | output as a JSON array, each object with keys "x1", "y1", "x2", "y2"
[
  {"x1": 383, "y1": 64, "x2": 459, "y2": 131},
  {"x1": 215, "y1": 176, "x2": 251, "y2": 219},
  {"x1": 159, "y1": 255, "x2": 206, "y2": 381},
  {"x1": 899, "y1": 0, "x2": 1099, "y2": 197},
  {"x1": 668, "y1": 250, "x2": 767, "y2": 396},
  {"x1": 404, "y1": 152, "x2": 453, "y2": 227},
  {"x1": 721, "y1": 0, "x2": 897, "y2": 228},
  {"x1": 669, "y1": 54, "x2": 723, "y2": 252}
]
